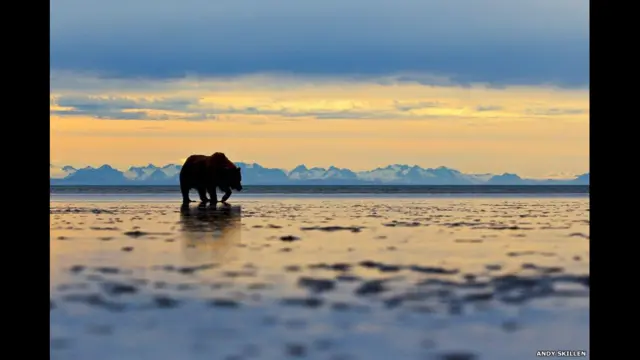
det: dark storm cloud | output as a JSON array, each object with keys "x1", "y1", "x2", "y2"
[{"x1": 50, "y1": 0, "x2": 588, "y2": 87}]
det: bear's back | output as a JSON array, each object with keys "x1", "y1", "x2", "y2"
[{"x1": 209, "y1": 152, "x2": 237, "y2": 169}]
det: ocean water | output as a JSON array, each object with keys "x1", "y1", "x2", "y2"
[{"x1": 50, "y1": 185, "x2": 589, "y2": 201}]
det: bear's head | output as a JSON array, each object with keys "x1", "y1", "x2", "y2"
[{"x1": 224, "y1": 167, "x2": 243, "y2": 191}]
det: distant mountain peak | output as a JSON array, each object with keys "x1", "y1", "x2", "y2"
[
  {"x1": 50, "y1": 161, "x2": 589, "y2": 186},
  {"x1": 487, "y1": 173, "x2": 524, "y2": 185},
  {"x1": 498, "y1": 173, "x2": 521, "y2": 178}
]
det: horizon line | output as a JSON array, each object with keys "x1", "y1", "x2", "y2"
[
  {"x1": 50, "y1": 184, "x2": 590, "y2": 187},
  {"x1": 50, "y1": 162, "x2": 589, "y2": 177}
]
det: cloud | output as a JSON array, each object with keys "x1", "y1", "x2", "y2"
[
  {"x1": 395, "y1": 101, "x2": 444, "y2": 112},
  {"x1": 49, "y1": 72, "x2": 590, "y2": 122},
  {"x1": 50, "y1": 0, "x2": 588, "y2": 87},
  {"x1": 51, "y1": 94, "x2": 454, "y2": 120},
  {"x1": 525, "y1": 108, "x2": 588, "y2": 116},
  {"x1": 50, "y1": 95, "x2": 215, "y2": 120},
  {"x1": 475, "y1": 105, "x2": 503, "y2": 112},
  {"x1": 50, "y1": 87, "x2": 589, "y2": 122}
]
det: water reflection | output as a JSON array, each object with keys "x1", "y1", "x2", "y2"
[{"x1": 178, "y1": 205, "x2": 242, "y2": 263}]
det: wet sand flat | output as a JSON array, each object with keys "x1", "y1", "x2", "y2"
[{"x1": 50, "y1": 197, "x2": 589, "y2": 360}]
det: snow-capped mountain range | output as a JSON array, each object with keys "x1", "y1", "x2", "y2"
[{"x1": 50, "y1": 163, "x2": 589, "y2": 185}]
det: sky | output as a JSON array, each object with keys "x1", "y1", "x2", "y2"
[{"x1": 50, "y1": 0, "x2": 589, "y2": 178}]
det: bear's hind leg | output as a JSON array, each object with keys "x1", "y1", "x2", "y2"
[
  {"x1": 207, "y1": 184, "x2": 219, "y2": 206},
  {"x1": 181, "y1": 183, "x2": 193, "y2": 205},
  {"x1": 197, "y1": 187, "x2": 209, "y2": 204}
]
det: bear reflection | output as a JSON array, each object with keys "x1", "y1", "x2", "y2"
[{"x1": 179, "y1": 205, "x2": 242, "y2": 263}]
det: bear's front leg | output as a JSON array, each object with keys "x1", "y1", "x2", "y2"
[{"x1": 219, "y1": 186, "x2": 232, "y2": 206}]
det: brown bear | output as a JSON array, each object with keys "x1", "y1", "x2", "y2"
[{"x1": 179, "y1": 152, "x2": 243, "y2": 206}]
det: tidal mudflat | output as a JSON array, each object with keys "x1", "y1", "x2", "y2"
[{"x1": 50, "y1": 197, "x2": 589, "y2": 360}]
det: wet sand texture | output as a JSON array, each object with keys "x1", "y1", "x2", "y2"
[{"x1": 51, "y1": 198, "x2": 589, "y2": 360}]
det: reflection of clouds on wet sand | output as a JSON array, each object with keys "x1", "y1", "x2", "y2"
[
  {"x1": 50, "y1": 198, "x2": 589, "y2": 360},
  {"x1": 179, "y1": 205, "x2": 242, "y2": 264}
]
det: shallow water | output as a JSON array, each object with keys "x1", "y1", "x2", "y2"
[{"x1": 50, "y1": 197, "x2": 589, "y2": 360}]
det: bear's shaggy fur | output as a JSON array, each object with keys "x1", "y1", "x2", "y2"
[{"x1": 179, "y1": 152, "x2": 242, "y2": 205}]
